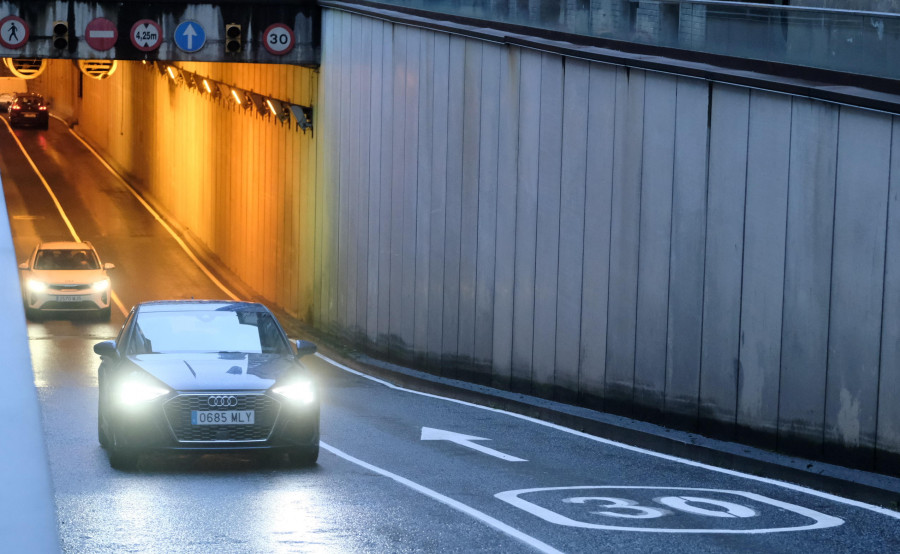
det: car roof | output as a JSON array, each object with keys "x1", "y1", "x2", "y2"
[
  {"x1": 37, "y1": 241, "x2": 94, "y2": 251},
  {"x1": 135, "y1": 300, "x2": 270, "y2": 313}
]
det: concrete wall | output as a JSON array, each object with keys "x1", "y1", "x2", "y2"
[
  {"x1": 31, "y1": 59, "x2": 319, "y2": 321},
  {"x1": 315, "y1": 9, "x2": 900, "y2": 473}
]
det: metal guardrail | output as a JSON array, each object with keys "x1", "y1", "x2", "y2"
[{"x1": 355, "y1": 0, "x2": 900, "y2": 81}]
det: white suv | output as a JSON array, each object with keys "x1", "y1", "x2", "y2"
[{"x1": 19, "y1": 241, "x2": 115, "y2": 320}]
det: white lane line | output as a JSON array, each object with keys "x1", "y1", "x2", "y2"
[
  {"x1": 4, "y1": 116, "x2": 128, "y2": 317},
  {"x1": 1, "y1": 117, "x2": 81, "y2": 242},
  {"x1": 320, "y1": 441, "x2": 565, "y2": 554},
  {"x1": 317, "y1": 353, "x2": 900, "y2": 520},
  {"x1": 61, "y1": 119, "x2": 240, "y2": 301}
]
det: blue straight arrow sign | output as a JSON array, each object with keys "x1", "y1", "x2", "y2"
[{"x1": 174, "y1": 20, "x2": 206, "y2": 53}]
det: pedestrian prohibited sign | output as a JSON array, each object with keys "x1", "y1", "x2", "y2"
[
  {"x1": 0, "y1": 16, "x2": 29, "y2": 49},
  {"x1": 131, "y1": 19, "x2": 162, "y2": 52}
]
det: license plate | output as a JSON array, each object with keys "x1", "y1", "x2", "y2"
[
  {"x1": 24, "y1": 113, "x2": 36, "y2": 118},
  {"x1": 191, "y1": 410, "x2": 255, "y2": 425},
  {"x1": 56, "y1": 295, "x2": 82, "y2": 302}
]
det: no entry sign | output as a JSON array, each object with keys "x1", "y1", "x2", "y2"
[{"x1": 85, "y1": 18, "x2": 118, "y2": 51}]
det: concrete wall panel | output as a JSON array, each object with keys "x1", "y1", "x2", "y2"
[
  {"x1": 778, "y1": 98, "x2": 838, "y2": 458},
  {"x1": 664, "y1": 77, "x2": 709, "y2": 425},
  {"x1": 511, "y1": 48, "x2": 542, "y2": 392},
  {"x1": 555, "y1": 58, "x2": 590, "y2": 401},
  {"x1": 579, "y1": 63, "x2": 617, "y2": 407},
  {"x1": 699, "y1": 84, "x2": 749, "y2": 437},
  {"x1": 604, "y1": 67, "x2": 645, "y2": 415},
  {"x1": 826, "y1": 108, "x2": 892, "y2": 468},
  {"x1": 878, "y1": 117, "x2": 900, "y2": 473},
  {"x1": 633, "y1": 72, "x2": 676, "y2": 421},
  {"x1": 532, "y1": 53, "x2": 564, "y2": 394},
  {"x1": 737, "y1": 91, "x2": 792, "y2": 448}
]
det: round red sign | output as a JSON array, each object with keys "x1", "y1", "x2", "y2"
[
  {"x1": 130, "y1": 19, "x2": 162, "y2": 52},
  {"x1": 0, "y1": 15, "x2": 29, "y2": 49},
  {"x1": 263, "y1": 23, "x2": 294, "y2": 55},
  {"x1": 84, "y1": 18, "x2": 118, "y2": 51}
]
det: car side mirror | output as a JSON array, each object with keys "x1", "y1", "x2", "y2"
[
  {"x1": 18, "y1": 262, "x2": 28, "y2": 270},
  {"x1": 93, "y1": 340, "x2": 118, "y2": 358},
  {"x1": 294, "y1": 340, "x2": 317, "y2": 357},
  {"x1": 103, "y1": 263, "x2": 116, "y2": 270}
]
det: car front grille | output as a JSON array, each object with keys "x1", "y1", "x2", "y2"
[
  {"x1": 49, "y1": 284, "x2": 91, "y2": 291},
  {"x1": 163, "y1": 393, "x2": 280, "y2": 442}
]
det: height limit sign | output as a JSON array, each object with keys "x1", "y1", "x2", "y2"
[{"x1": 131, "y1": 19, "x2": 162, "y2": 52}]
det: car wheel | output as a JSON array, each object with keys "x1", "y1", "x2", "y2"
[
  {"x1": 42, "y1": 120, "x2": 49, "y2": 130},
  {"x1": 98, "y1": 411, "x2": 109, "y2": 448},
  {"x1": 107, "y1": 428, "x2": 139, "y2": 470},
  {"x1": 287, "y1": 443, "x2": 319, "y2": 467},
  {"x1": 97, "y1": 306, "x2": 111, "y2": 321},
  {"x1": 25, "y1": 307, "x2": 42, "y2": 321}
]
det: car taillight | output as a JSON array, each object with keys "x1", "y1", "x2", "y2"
[
  {"x1": 38, "y1": 106, "x2": 47, "y2": 111},
  {"x1": 10, "y1": 105, "x2": 19, "y2": 110}
]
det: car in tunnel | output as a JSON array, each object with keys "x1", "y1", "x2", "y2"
[
  {"x1": 7, "y1": 92, "x2": 49, "y2": 129},
  {"x1": 18, "y1": 241, "x2": 115, "y2": 320},
  {"x1": 93, "y1": 300, "x2": 320, "y2": 470}
]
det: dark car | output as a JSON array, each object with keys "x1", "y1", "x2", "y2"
[
  {"x1": 94, "y1": 300, "x2": 320, "y2": 470},
  {"x1": 8, "y1": 92, "x2": 49, "y2": 129}
]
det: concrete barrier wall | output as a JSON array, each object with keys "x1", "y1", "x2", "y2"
[
  {"x1": 316, "y1": 9, "x2": 900, "y2": 473},
  {"x1": 0, "y1": 173, "x2": 60, "y2": 551}
]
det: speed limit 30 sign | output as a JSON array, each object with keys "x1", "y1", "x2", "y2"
[{"x1": 263, "y1": 23, "x2": 294, "y2": 55}]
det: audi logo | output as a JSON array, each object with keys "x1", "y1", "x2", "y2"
[{"x1": 207, "y1": 395, "x2": 239, "y2": 407}]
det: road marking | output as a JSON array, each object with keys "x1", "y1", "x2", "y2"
[
  {"x1": 421, "y1": 427, "x2": 527, "y2": 462},
  {"x1": 3, "y1": 116, "x2": 130, "y2": 317},
  {"x1": 317, "y1": 354, "x2": 900, "y2": 520},
  {"x1": 496, "y1": 486, "x2": 844, "y2": 533},
  {"x1": 320, "y1": 441, "x2": 564, "y2": 554}
]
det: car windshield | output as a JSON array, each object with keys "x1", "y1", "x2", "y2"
[
  {"x1": 34, "y1": 249, "x2": 100, "y2": 270},
  {"x1": 130, "y1": 310, "x2": 289, "y2": 355}
]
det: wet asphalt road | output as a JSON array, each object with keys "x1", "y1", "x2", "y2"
[{"x1": 3, "y1": 116, "x2": 900, "y2": 553}]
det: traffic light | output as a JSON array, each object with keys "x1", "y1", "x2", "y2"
[
  {"x1": 52, "y1": 21, "x2": 68, "y2": 50},
  {"x1": 225, "y1": 23, "x2": 242, "y2": 53}
]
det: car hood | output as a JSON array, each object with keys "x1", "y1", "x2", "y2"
[
  {"x1": 27, "y1": 269, "x2": 108, "y2": 285},
  {"x1": 126, "y1": 353, "x2": 299, "y2": 392}
]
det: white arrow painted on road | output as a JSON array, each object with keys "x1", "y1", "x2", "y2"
[{"x1": 421, "y1": 427, "x2": 527, "y2": 462}]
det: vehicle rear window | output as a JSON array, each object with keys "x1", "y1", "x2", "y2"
[
  {"x1": 34, "y1": 249, "x2": 100, "y2": 270},
  {"x1": 17, "y1": 97, "x2": 42, "y2": 107},
  {"x1": 130, "y1": 310, "x2": 289, "y2": 355}
]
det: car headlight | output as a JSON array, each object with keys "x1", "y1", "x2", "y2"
[
  {"x1": 26, "y1": 279, "x2": 47, "y2": 293},
  {"x1": 92, "y1": 279, "x2": 110, "y2": 292},
  {"x1": 272, "y1": 380, "x2": 315, "y2": 405},
  {"x1": 118, "y1": 380, "x2": 170, "y2": 406}
]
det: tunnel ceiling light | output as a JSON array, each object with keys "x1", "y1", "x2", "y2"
[
  {"x1": 266, "y1": 99, "x2": 278, "y2": 116},
  {"x1": 230, "y1": 88, "x2": 242, "y2": 105},
  {"x1": 202, "y1": 79, "x2": 212, "y2": 94}
]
